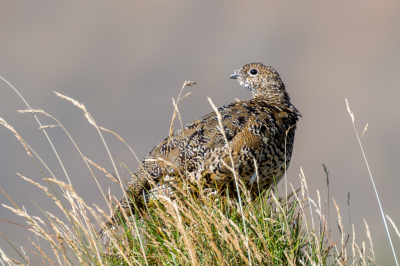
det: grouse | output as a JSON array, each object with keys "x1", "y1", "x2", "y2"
[{"x1": 99, "y1": 62, "x2": 301, "y2": 239}]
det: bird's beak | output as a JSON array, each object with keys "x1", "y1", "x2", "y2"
[{"x1": 229, "y1": 72, "x2": 240, "y2": 79}]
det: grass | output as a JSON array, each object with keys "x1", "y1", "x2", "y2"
[{"x1": 0, "y1": 78, "x2": 397, "y2": 265}]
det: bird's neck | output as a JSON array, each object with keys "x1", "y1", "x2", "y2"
[{"x1": 253, "y1": 87, "x2": 291, "y2": 106}]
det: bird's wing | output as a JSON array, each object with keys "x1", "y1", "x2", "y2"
[{"x1": 140, "y1": 100, "x2": 297, "y2": 179}]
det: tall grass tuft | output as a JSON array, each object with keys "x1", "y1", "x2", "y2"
[{"x1": 0, "y1": 78, "x2": 392, "y2": 265}]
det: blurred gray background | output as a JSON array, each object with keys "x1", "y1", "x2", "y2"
[{"x1": 1, "y1": 1, "x2": 400, "y2": 264}]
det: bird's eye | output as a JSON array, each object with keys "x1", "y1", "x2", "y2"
[{"x1": 249, "y1": 69, "x2": 258, "y2": 75}]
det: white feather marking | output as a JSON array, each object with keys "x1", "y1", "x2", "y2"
[{"x1": 249, "y1": 172, "x2": 258, "y2": 184}]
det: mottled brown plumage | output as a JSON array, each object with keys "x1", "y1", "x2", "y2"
[{"x1": 99, "y1": 62, "x2": 301, "y2": 240}]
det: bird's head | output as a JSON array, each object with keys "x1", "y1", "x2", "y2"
[{"x1": 230, "y1": 62, "x2": 288, "y2": 102}]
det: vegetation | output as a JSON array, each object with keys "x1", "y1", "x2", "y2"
[{"x1": 0, "y1": 79, "x2": 397, "y2": 265}]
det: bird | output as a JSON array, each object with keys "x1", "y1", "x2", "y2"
[{"x1": 99, "y1": 62, "x2": 301, "y2": 241}]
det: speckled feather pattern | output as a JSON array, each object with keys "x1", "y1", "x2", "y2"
[{"x1": 100, "y1": 62, "x2": 301, "y2": 238}]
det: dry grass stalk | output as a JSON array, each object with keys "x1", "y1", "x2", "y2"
[
  {"x1": 346, "y1": 98, "x2": 398, "y2": 266},
  {"x1": 98, "y1": 126, "x2": 144, "y2": 167},
  {"x1": 159, "y1": 195, "x2": 199, "y2": 266},
  {"x1": 0, "y1": 116, "x2": 88, "y2": 231},
  {"x1": 0, "y1": 118, "x2": 33, "y2": 158},
  {"x1": 361, "y1": 123, "x2": 369, "y2": 137},
  {"x1": 27, "y1": 238, "x2": 56, "y2": 266},
  {"x1": 362, "y1": 240, "x2": 366, "y2": 265},
  {"x1": 386, "y1": 215, "x2": 400, "y2": 239},
  {"x1": 207, "y1": 97, "x2": 252, "y2": 265},
  {"x1": 304, "y1": 251, "x2": 317, "y2": 266},
  {"x1": 299, "y1": 167, "x2": 315, "y2": 230},
  {"x1": 333, "y1": 198, "x2": 346, "y2": 262},
  {"x1": 317, "y1": 189, "x2": 322, "y2": 221},
  {"x1": 54, "y1": 92, "x2": 88, "y2": 116},
  {"x1": 43, "y1": 178, "x2": 74, "y2": 193},
  {"x1": 0, "y1": 247, "x2": 15, "y2": 266},
  {"x1": 21, "y1": 107, "x2": 113, "y2": 217},
  {"x1": 354, "y1": 242, "x2": 364, "y2": 265},
  {"x1": 85, "y1": 157, "x2": 119, "y2": 184},
  {"x1": 55, "y1": 90, "x2": 146, "y2": 265},
  {"x1": 2, "y1": 79, "x2": 103, "y2": 262},
  {"x1": 2, "y1": 205, "x2": 61, "y2": 263},
  {"x1": 270, "y1": 191, "x2": 293, "y2": 247},
  {"x1": 38, "y1": 125, "x2": 59, "y2": 130},
  {"x1": 46, "y1": 212, "x2": 74, "y2": 241},
  {"x1": 17, "y1": 109, "x2": 45, "y2": 114},
  {"x1": 284, "y1": 250, "x2": 296, "y2": 266},
  {"x1": 1, "y1": 78, "x2": 102, "y2": 262},
  {"x1": 364, "y1": 219, "x2": 376, "y2": 262},
  {"x1": 185, "y1": 200, "x2": 229, "y2": 263},
  {"x1": 351, "y1": 224, "x2": 357, "y2": 266},
  {"x1": 168, "y1": 80, "x2": 195, "y2": 138},
  {"x1": 47, "y1": 222, "x2": 65, "y2": 265}
]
